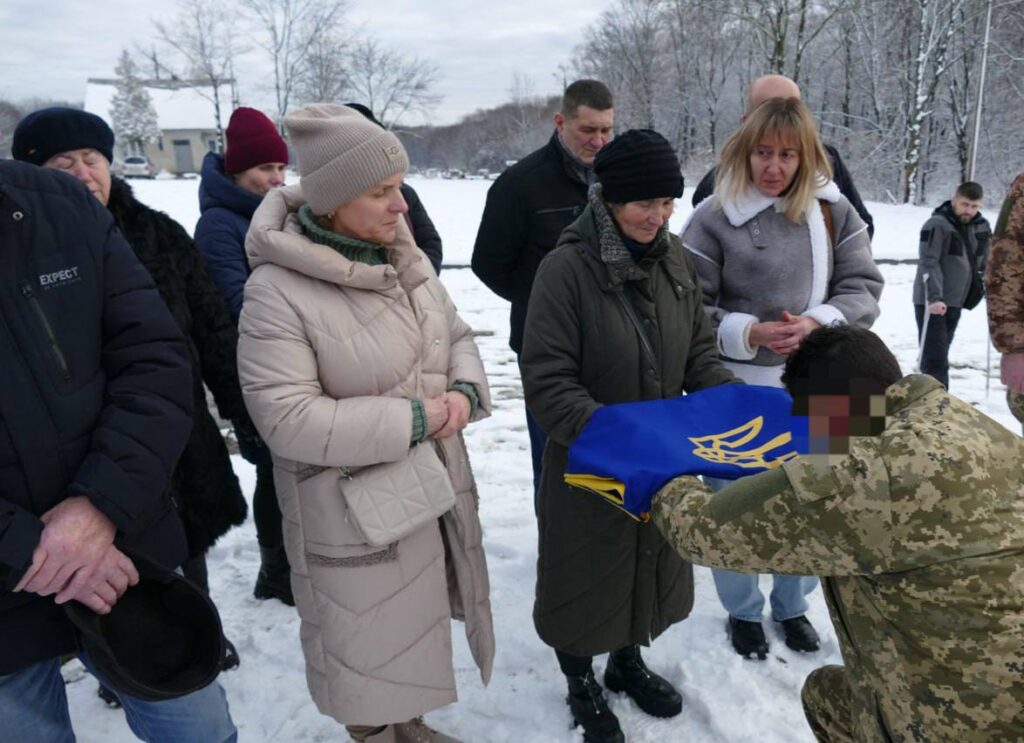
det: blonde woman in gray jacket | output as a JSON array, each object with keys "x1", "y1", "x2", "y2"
[{"x1": 680, "y1": 97, "x2": 883, "y2": 661}]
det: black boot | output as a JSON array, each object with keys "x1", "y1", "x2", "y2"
[
  {"x1": 778, "y1": 615, "x2": 820, "y2": 653},
  {"x1": 254, "y1": 545, "x2": 294, "y2": 606},
  {"x1": 728, "y1": 616, "x2": 769, "y2": 660},
  {"x1": 566, "y1": 669, "x2": 625, "y2": 743},
  {"x1": 221, "y1": 636, "x2": 240, "y2": 671},
  {"x1": 97, "y1": 684, "x2": 121, "y2": 709},
  {"x1": 604, "y1": 644, "x2": 682, "y2": 718}
]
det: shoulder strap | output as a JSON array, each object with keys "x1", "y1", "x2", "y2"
[
  {"x1": 819, "y1": 200, "x2": 836, "y2": 250},
  {"x1": 614, "y1": 290, "x2": 658, "y2": 370}
]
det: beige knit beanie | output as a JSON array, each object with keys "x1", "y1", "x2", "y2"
[{"x1": 284, "y1": 103, "x2": 409, "y2": 215}]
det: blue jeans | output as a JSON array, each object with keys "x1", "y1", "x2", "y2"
[
  {"x1": 705, "y1": 476, "x2": 818, "y2": 622},
  {"x1": 0, "y1": 653, "x2": 237, "y2": 743}
]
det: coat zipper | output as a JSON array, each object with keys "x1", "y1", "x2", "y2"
[{"x1": 19, "y1": 281, "x2": 71, "y2": 380}]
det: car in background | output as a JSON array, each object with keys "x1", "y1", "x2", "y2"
[{"x1": 121, "y1": 155, "x2": 155, "y2": 179}]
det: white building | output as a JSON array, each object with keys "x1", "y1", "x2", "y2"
[{"x1": 85, "y1": 78, "x2": 234, "y2": 175}]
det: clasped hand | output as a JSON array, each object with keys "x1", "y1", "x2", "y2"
[
  {"x1": 749, "y1": 311, "x2": 821, "y2": 356},
  {"x1": 423, "y1": 391, "x2": 472, "y2": 439},
  {"x1": 14, "y1": 496, "x2": 139, "y2": 615}
]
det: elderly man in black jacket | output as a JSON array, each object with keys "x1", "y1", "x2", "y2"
[
  {"x1": 691, "y1": 74, "x2": 874, "y2": 239},
  {"x1": 0, "y1": 161, "x2": 236, "y2": 741},
  {"x1": 472, "y1": 79, "x2": 614, "y2": 505}
]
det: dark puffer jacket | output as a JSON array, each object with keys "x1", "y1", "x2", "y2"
[
  {"x1": 520, "y1": 191, "x2": 734, "y2": 655},
  {"x1": 0, "y1": 161, "x2": 192, "y2": 674},
  {"x1": 194, "y1": 151, "x2": 263, "y2": 322},
  {"x1": 107, "y1": 177, "x2": 247, "y2": 556}
]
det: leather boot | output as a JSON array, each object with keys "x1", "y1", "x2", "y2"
[
  {"x1": 393, "y1": 717, "x2": 462, "y2": 742},
  {"x1": 254, "y1": 545, "x2": 294, "y2": 606},
  {"x1": 566, "y1": 669, "x2": 625, "y2": 743},
  {"x1": 604, "y1": 644, "x2": 682, "y2": 718},
  {"x1": 778, "y1": 615, "x2": 821, "y2": 653},
  {"x1": 729, "y1": 616, "x2": 769, "y2": 660}
]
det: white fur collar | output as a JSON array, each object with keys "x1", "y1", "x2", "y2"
[{"x1": 716, "y1": 175, "x2": 841, "y2": 227}]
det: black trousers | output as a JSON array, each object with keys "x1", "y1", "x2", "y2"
[
  {"x1": 914, "y1": 304, "x2": 962, "y2": 389},
  {"x1": 252, "y1": 461, "x2": 283, "y2": 548}
]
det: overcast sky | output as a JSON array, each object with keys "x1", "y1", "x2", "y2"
[{"x1": 0, "y1": 1, "x2": 612, "y2": 125}]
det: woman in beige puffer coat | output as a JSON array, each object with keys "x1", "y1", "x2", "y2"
[{"x1": 237, "y1": 104, "x2": 494, "y2": 743}]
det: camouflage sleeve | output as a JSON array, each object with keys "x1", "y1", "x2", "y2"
[
  {"x1": 985, "y1": 173, "x2": 1024, "y2": 353},
  {"x1": 651, "y1": 447, "x2": 894, "y2": 577}
]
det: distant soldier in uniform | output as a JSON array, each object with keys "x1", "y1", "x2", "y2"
[
  {"x1": 985, "y1": 171, "x2": 1024, "y2": 432},
  {"x1": 651, "y1": 326, "x2": 1024, "y2": 742}
]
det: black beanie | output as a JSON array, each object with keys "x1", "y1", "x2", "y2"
[
  {"x1": 12, "y1": 107, "x2": 115, "y2": 166},
  {"x1": 593, "y1": 129, "x2": 684, "y2": 203}
]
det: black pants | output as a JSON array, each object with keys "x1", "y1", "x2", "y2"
[
  {"x1": 915, "y1": 304, "x2": 962, "y2": 389},
  {"x1": 556, "y1": 646, "x2": 637, "y2": 677},
  {"x1": 253, "y1": 461, "x2": 283, "y2": 548}
]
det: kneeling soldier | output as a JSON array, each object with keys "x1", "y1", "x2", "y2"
[{"x1": 652, "y1": 326, "x2": 1024, "y2": 742}]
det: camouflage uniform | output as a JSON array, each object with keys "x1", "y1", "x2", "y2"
[
  {"x1": 985, "y1": 172, "x2": 1024, "y2": 428},
  {"x1": 652, "y1": 375, "x2": 1024, "y2": 742}
]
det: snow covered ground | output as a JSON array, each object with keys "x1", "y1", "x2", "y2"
[{"x1": 62, "y1": 177, "x2": 1018, "y2": 742}]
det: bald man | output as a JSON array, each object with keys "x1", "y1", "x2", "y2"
[{"x1": 692, "y1": 74, "x2": 874, "y2": 238}]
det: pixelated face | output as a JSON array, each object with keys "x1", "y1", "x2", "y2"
[{"x1": 794, "y1": 392, "x2": 888, "y2": 455}]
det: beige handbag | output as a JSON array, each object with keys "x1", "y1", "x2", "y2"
[{"x1": 339, "y1": 442, "x2": 456, "y2": 547}]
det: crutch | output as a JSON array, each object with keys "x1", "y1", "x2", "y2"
[{"x1": 915, "y1": 272, "x2": 931, "y2": 373}]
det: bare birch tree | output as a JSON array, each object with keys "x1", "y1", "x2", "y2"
[
  {"x1": 240, "y1": 0, "x2": 348, "y2": 126},
  {"x1": 345, "y1": 38, "x2": 442, "y2": 127}
]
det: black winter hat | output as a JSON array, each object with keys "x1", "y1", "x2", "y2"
[
  {"x1": 12, "y1": 107, "x2": 115, "y2": 166},
  {"x1": 593, "y1": 129, "x2": 684, "y2": 204},
  {"x1": 63, "y1": 548, "x2": 224, "y2": 702}
]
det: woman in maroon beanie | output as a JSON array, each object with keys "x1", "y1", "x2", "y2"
[{"x1": 195, "y1": 107, "x2": 294, "y2": 606}]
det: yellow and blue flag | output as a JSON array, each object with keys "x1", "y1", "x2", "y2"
[{"x1": 565, "y1": 384, "x2": 809, "y2": 521}]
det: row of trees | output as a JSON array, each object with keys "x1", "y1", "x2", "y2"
[{"x1": 568, "y1": 0, "x2": 1024, "y2": 203}]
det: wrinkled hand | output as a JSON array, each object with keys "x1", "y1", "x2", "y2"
[
  {"x1": 433, "y1": 391, "x2": 471, "y2": 440},
  {"x1": 928, "y1": 300, "x2": 948, "y2": 316},
  {"x1": 423, "y1": 396, "x2": 450, "y2": 437},
  {"x1": 60, "y1": 545, "x2": 139, "y2": 615},
  {"x1": 1001, "y1": 352, "x2": 1024, "y2": 394},
  {"x1": 15, "y1": 496, "x2": 117, "y2": 601}
]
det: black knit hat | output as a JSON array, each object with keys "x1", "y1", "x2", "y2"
[
  {"x1": 63, "y1": 548, "x2": 224, "y2": 702},
  {"x1": 593, "y1": 129, "x2": 684, "y2": 203},
  {"x1": 12, "y1": 107, "x2": 115, "y2": 166}
]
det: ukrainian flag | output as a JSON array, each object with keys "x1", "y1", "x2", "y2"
[{"x1": 565, "y1": 385, "x2": 810, "y2": 521}]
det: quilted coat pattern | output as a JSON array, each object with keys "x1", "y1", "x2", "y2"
[{"x1": 237, "y1": 184, "x2": 494, "y2": 726}]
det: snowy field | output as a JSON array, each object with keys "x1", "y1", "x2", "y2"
[{"x1": 61, "y1": 176, "x2": 1018, "y2": 742}]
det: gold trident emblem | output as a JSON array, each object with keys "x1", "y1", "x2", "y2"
[{"x1": 688, "y1": 416, "x2": 797, "y2": 469}]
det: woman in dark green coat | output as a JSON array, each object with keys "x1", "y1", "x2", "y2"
[{"x1": 520, "y1": 130, "x2": 734, "y2": 743}]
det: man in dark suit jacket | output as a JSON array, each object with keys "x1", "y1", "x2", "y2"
[{"x1": 691, "y1": 74, "x2": 874, "y2": 238}]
